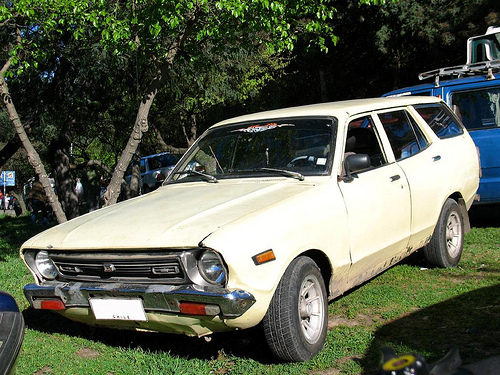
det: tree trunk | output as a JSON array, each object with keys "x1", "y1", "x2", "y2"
[
  {"x1": 103, "y1": 11, "x2": 197, "y2": 206},
  {"x1": 0, "y1": 64, "x2": 67, "y2": 223},
  {"x1": 103, "y1": 93, "x2": 156, "y2": 206},
  {"x1": 182, "y1": 112, "x2": 198, "y2": 147},
  {"x1": 153, "y1": 124, "x2": 188, "y2": 154},
  {"x1": 0, "y1": 124, "x2": 30, "y2": 168},
  {"x1": 49, "y1": 128, "x2": 80, "y2": 220},
  {"x1": 127, "y1": 156, "x2": 141, "y2": 198}
]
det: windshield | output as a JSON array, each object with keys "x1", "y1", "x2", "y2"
[{"x1": 166, "y1": 117, "x2": 336, "y2": 183}]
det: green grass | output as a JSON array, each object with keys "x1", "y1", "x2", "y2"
[{"x1": 1, "y1": 206, "x2": 499, "y2": 375}]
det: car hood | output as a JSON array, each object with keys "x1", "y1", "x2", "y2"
[{"x1": 22, "y1": 179, "x2": 317, "y2": 250}]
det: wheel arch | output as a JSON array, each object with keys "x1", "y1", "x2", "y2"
[
  {"x1": 299, "y1": 249, "x2": 333, "y2": 298},
  {"x1": 447, "y1": 192, "x2": 471, "y2": 233}
]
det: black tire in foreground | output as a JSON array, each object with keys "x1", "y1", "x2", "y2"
[
  {"x1": 263, "y1": 256, "x2": 328, "y2": 362},
  {"x1": 423, "y1": 198, "x2": 464, "y2": 268}
]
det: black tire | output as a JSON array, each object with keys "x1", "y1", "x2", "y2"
[
  {"x1": 263, "y1": 256, "x2": 328, "y2": 362},
  {"x1": 423, "y1": 198, "x2": 464, "y2": 268}
]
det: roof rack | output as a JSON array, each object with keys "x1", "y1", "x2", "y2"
[
  {"x1": 419, "y1": 26, "x2": 500, "y2": 86},
  {"x1": 418, "y1": 60, "x2": 500, "y2": 86}
]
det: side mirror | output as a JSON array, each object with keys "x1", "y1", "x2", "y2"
[{"x1": 343, "y1": 154, "x2": 371, "y2": 182}]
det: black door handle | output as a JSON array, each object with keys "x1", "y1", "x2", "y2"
[{"x1": 390, "y1": 175, "x2": 400, "y2": 182}]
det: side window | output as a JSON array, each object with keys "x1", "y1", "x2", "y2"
[
  {"x1": 378, "y1": 110, "x2": 429, "y2": 161},
  {"x1": 450, "y1": 87, "x2": 500, "y2": 130},
  {"x1": 344, "y1": 116, "x2": 387, "y2": 168},
  {"x1": 415, "y1": 103, "x2": 464, "y2": 138}
]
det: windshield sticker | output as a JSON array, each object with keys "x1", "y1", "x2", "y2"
[
  {"x1": 232, "y1": 123, "x2": 295, "y2": 133},
  {"x1": 316, "y1": 158, "x2": 327, "y2": 166}
]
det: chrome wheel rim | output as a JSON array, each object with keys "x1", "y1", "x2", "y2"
[
  {"x1": 298, "y1": 274, "x2": 325, "y2": 344},
  {"x1": 446, "y1": 211, "x2": 462, "y2": 258}
]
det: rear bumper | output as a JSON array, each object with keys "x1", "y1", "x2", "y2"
[{"x1": 24, "y1": 282, "x2": 255, "y2": 318}]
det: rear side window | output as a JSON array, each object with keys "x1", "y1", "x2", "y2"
[
  {"x1": 415, "y1": 103, "x2": 464, "y2": 138},
  {"x1": 450, "y1": 87, "x2": 500, "y2": 130},
  {"x1": 147, "y1": 154, "x2": 179, "y2": 170},
  {"x1": 378, "y1": 110, "x2": 429, "y2": 161}
]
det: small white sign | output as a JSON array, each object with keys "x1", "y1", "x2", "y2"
[{"x1": 89, "y1": 298, "x2": 147, "y2": 321}]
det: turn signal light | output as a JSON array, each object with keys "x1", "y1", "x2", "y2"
[
  {"x1": 179, "y1": 302, "x2": 220, "y2": 316},
  {"x1": 34, "y1": 298, "x2": 66, "y2": 310},
  {"x1": 252, "y1": 249, "x2": 276, "y2": 265}
]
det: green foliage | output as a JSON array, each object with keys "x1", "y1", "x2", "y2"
[{"x1": 1, "y1": 0, "x2": 383, "y2": 197}]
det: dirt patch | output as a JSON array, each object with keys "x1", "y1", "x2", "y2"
[
  {"x1": 328, "y1": 313, "x2": 378, "y2": 329},
  {"x1": 33, "y1": 366, "x2": 52, "y2": 375},
  {"x1": 310, "y1": 355, "x2": 363, "y2": 375},
  {"x1": 76, "y1": 347, "x2": 100, "y2": 359},
  {"x1": 310, "y1": 368, "x2": 341, "y2": 375}
]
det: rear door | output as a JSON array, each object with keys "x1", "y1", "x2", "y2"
[{"x1": 376, "y1": 107, "x2": 445, "y2": 250}]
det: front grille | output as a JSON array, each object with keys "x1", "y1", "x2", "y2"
[{"x1": 49, "y1": 251, "x2": 189, "y2": 284}]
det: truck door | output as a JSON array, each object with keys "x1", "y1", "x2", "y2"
[{"x1": 448, "y1": 84, "x2": 500, "y2": 204}]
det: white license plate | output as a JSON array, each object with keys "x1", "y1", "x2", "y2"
[{"x1": 89, "y1": 298, "x2": 147, "y2": 321}]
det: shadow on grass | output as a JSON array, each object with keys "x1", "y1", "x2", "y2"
[
  {"x1": 359, "y1": 284, "x2": 500, "y2": 373},
  {"x1": 22, "y1": 307, "x2": 276, "y2": 364},
  {"x1": 469, "y1": 204, "x2": 500, "y2": 228}
]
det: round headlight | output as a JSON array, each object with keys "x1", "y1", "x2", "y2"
[
  {"x1": 198, "y1": 250, "x2": 227, "y2": 286},
  {"x1": 35, "y1": 250, "x2": 58, "y2": 280}
]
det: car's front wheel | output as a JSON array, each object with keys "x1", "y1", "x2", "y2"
[
  {"x1": 263, "y1": 256, "x2": 328, "y2": 362},
  {"x1": 423, "y1": 198, "x2": 464, "y2": 268}
]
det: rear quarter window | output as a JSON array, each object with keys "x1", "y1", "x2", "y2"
[
  {"x1": 414, "y1": 104, "x2": 464, "y2": 139},
  {"x1": 378, "y1": 110, "x2": 429, "y2": 161}
]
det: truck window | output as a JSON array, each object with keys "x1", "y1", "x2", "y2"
[
  {"x1": 414, "y1": 104, "x2": 464, "y2": 139},
  {"x1": 451, "y1": 87, "x2": 500, "y2": 130}
]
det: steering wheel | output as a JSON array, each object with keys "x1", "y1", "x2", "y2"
[{"x1": 287, "y1": 155, "x2": 317, "y2": 168}]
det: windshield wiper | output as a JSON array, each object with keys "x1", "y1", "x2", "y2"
[
  {"x1": 172, "y1": 170, "x2": 218, "y2": 183},
  {"x1": 260, "y1": 168, "x2": 305, "y2": 181}
]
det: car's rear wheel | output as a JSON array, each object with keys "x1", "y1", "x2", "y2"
[
  {"x1": 263, "y1": 256, "x2": 328, "y2": 362},
  {"x1": 423, "y1": 198, "x2": 464, "y2": 268}
]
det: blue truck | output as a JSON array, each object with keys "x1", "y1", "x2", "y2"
[{"x1": 384, "y1": 26, "x2": 500, "y2": 205}]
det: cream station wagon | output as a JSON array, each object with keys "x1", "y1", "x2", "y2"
[{"x1": 21, "y1": 97, "x2": 480, "y2": 362}]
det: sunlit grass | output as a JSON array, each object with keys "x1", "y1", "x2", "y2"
[{"x1": 1, "y1": 210, "x2": 498, "y2": 374}]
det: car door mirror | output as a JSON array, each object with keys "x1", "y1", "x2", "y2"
[{"x1": 343, "y1": 154, "x2": 371, "y2": 182}]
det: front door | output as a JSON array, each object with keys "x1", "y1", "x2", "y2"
[{"x1": 338, "y1": 114, "x2": 411, "y2": 287}]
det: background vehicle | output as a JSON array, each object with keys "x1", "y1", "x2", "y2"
[
  {"x1": 126, "y1": 152, "x2": 181, "y2": 193},
  {"x1": 384, "y1": 26, "x2": 500, "y2": 205},
  {"x1": 0, "y1": 290, "x2": 24, "y2": 375}
]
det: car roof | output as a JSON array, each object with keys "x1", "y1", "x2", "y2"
[{"x1": 213, "y1": 96, "x2": 443, "y2": 128}]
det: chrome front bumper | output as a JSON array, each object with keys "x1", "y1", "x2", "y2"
[{"x1": 24, "y1": 282, "x2": 255, "y2": 317}]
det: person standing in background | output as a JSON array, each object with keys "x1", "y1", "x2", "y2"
[{"x1": 27, "y1": 179, "x2": 50, "y2": 225}]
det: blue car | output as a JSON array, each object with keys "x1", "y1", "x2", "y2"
[
  {"x1": 126, "y1": 152, "x2": 182, "y2": 194},
  {"x1": 384, "y1": 26, "x2": 500, "y2": 205},
  {"x1": 0, "y1": 290, "x2": 24, "y2": 375}
]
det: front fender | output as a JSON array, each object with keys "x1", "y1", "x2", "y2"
[{"x1": 201, "y1": 180, "x2": 350, "y2": 326}]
